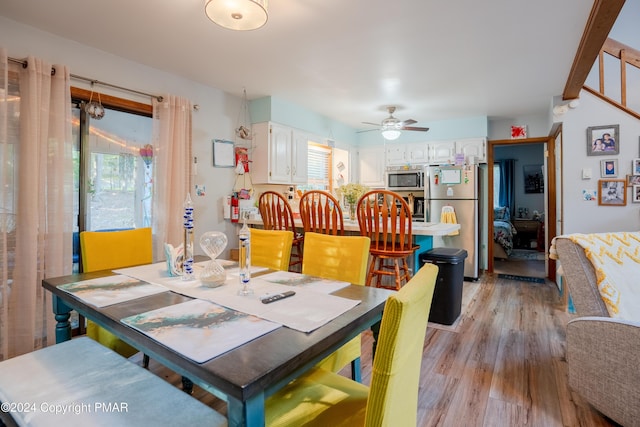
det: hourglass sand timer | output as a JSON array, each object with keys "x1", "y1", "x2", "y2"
[{"x1": 199, "y1": 231, "x2": 228, "y2": 287}]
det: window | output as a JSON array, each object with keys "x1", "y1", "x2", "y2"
[
  {"x1": 493, "y1": 163, "x2": 501, "y2": 208},
  {"x1": 72, "y1": 90, "x2": 153, "y2": 233},
  {"x1": 300, "y1": 142, "x2": 332, "y2": 192}
]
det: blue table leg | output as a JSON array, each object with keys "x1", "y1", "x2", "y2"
[
  {"x1": 413, "y1": 235, "x2": 434, "y2": 273},
  {"x1": 52, "y1": 295, "x2": 72, "y2": 343},
  {"x1": 227, "y1": 392, "x2": 264, "y2": 427}
]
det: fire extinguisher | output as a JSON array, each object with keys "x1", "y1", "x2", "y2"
[{"x1": 231, "y1": 195, "x2": 239, "y2": 223}]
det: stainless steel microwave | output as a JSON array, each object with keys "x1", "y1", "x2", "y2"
[{"x1": 386, "y1": 169, "x2": 424, "y2": 190}]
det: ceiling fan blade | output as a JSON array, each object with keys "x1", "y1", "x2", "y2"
[
  {"x1": 356, "y1": 128, "x2": 381, "y2": 133},
  {"x1": 361, "y1": 121, "x2": 381, "y2": 127},
  {"x1": 401, "y1": 126, "x2": 430, "y2": 132},
  {"x1": 402, "y1": 119, "x2": 417, "y2": 126}
]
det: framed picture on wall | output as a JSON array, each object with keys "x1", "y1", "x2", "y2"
[
  {"x1": 523, "y1": 164, "x2": 544, "y2": 193},
  {"x1": 587, "y1": 124, "x2": 619, "y2": 156},
  {"x1": 633, "y1": 185, "x2": 640, "y2": 203},
  {"x1": 627, "y1": 174, "x2": 640, "y2": 186},
  {"x1": 600, "y1": 159, "x2": 618, "y2": 177},
  {"x1": 598, "y1": 179, "x2": 626, "y2": 206},
  {"x1": 633, "y1": 158, "x2": 640, "y2": 175}
]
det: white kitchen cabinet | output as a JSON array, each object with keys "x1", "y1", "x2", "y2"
[
  {"x1": 406, "y1": 142, "x2": 428, "y2": 164},
  {"x1": 428, "y1": 141, "x2": 456, "y2": 165},
  {"x1": 385, "y1": 142, "x2": 428, "y2": 166},
  {"x1": 455, "y1": 138, "x2": 486, "y2": 163},
  {"x1": 251, "y1": 122, "x2": 308, "y2": 185},
  {"x1": 359, "y1": 146, "x2": 386, "y2": 188}
]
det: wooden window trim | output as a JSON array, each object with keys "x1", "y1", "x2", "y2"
[{"x1": 71, "y1": 87, "x2": 152, "y2": 117}]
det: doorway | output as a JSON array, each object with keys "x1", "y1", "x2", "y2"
[{"x1": 487, "y1": 133, "x2": 560, "y2": 280}]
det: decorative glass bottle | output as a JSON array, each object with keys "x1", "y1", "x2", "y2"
[
  {"x1": 182, "y1": 193, "x2": 195, "y2": 281},
  {"x1": 237, "y1": 215, "x2": 253, "y2": 295}
]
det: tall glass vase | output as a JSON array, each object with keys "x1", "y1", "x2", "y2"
[{"x1": 349, "y1": 203, "x2": 356, "y2": 220}]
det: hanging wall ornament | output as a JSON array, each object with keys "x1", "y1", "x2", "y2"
[
  {"x1": 235, "y1": 88, "x2": 252, "y2": 140},
  {"x1": 140, "y1": 144, "x2": 154, "y2": 168},
  {"x1": 85, "y1": 82, "x2": 105, "y2": 120}
]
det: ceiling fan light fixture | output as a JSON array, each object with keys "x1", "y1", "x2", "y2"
[
  {"x1": 205, "y1": 0, "x2": 268, "y2": 31},
  {"x1": 381, "y1": 129, "x2": 401, "y2": 140}
]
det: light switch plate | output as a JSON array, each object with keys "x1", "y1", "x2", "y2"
[{"x1": 582, "y1": 168, "x2": 592, "y2": 179}]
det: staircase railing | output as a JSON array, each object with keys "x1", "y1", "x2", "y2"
[{"x1": 583, "y1": 38, "x2": 640, "y2": 120}]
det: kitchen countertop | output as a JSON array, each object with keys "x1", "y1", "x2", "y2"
[{"x1": 245, "y1": 218, "x2": 459, "y2": 236}]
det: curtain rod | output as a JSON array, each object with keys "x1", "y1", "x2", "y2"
[{"x1": 8, "y1": 56, "x2": 163, "y2": 102}]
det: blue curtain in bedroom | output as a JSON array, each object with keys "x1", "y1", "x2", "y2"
[{"x1": 498, "y1": 159, "x2": 515, "y2": 216}]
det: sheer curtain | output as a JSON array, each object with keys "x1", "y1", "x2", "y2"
[
  {"x1": 152, "y1": 95, "x2": 192, "y2": 259},
  {"x1": 498, "y1": 159, "x2": 516, "y2": 216},
  {"x1": 0, "y1": 50, "x2": 73, "y2": 359}
]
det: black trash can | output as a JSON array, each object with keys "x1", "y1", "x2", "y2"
[{"x1": 420, "y1": 248, "x2": 468, "y2": 325}]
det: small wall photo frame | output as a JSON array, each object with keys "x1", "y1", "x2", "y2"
[
  {"x1": 627, "y1": 174, "x2": 640, "y2": 186},
  {"x1": 212, "y1": 139, "x2": 235, "y2": 167},
  {"x1": 633, "y1": 185, "x2": 640, "y2": 203},
  {"x1": 600, "y1": 159, "x2": 618, "y2": 177},
  {"x1": 633, "y1": 158, "x2": 640, "y2": 176},
  {"x1": 598, "y1": 179, "x2": 626, "y2": 206},
  {"x1": 587, "y1": 124, "x2": 619, "y2": 156},
  {"x1": 523, "y1": 164, "x2": 544, "y2": 193}
]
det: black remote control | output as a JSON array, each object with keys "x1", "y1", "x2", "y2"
[{"x1": 261, "y1": 291, "x2": 296, "y2": 304}]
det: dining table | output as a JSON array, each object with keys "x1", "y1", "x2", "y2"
[{"x1": 42, "y1": 263, "x2": 394, "y2": 427}]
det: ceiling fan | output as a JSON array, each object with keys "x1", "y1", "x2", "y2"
[{"x1": 359, "y1": 106, "x2": 429, "y2": 141}]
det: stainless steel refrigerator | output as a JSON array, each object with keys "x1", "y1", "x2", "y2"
[{"x1": 425, "y1": 165, "x2": 479, "y2": 280}]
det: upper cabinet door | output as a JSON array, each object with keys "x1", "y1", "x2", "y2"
[
  {"x1": 269, "y1": 123, "x2": 293, "y2": 184},
  {"x1": 406, "y1": 142, "x2": 428, "y2": 164},
  {"x1": 360, "y1": 146, "x2": 386, "y2": 188},
  {"x1": 455, "y1": 138, "x2": 487, "y2": 163},
  {"x1": 385, "y1": 144, "x2": 406, "y2": 165},
  {"x1": 428, "y1": 141, "x2": 455, "y2": 165}
]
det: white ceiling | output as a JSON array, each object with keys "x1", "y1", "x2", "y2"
[{"x1": 0, "y1": 0, "x2": 596, "y2": 130}]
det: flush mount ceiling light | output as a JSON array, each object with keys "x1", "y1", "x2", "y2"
[{"x1": 205, "y1": 0, "x2": 268, "y2": 31}]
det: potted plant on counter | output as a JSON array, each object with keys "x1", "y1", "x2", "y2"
[{"x1": 337, "y1": 183, "x2": 369, "y2": 220}]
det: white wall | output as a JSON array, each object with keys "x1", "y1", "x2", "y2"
[
  {"x1": 559, "y1": 90, "x2": 640, "y2": 234},
  {"x1": 0, "y1": 16, "x2": 242, "y2": 257}
]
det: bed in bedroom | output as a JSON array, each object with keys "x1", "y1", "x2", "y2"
[{"x1": 493, "y1": 207, "x2": 516, "y2": 259}]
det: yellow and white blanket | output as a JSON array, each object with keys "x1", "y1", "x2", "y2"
[{"x1": 551, "y1": 232, "x2": 640, "y2": 320}]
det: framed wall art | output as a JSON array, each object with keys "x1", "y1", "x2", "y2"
[
  {"x1": 600, "y1": 159, "x2": 618, "y2": 177},
  {"x1": 633, "y1": 158, "x2": 640, "y2": 176},
  {"x1": 633, "y1": 185, "x2": 640, "y2": 203},
  {"x1": 627, "y1": 175, "x2": 640, "y2": 186},
  {"x1": 598, "y1": 179, "x2": 626, "y2": 206},
  {"x1": 212, "y1": 139, "x2": 235, "y2": 167},
  {"x1": 523, "y1": 164, "x2": 544, "y2": 193},
  {"x1": 587, "y1": 124, "x2": 619, "y2": 156}
]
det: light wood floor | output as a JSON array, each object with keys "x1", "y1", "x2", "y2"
[{"x1": 139, "y1": 272, "x2": 616, "y2": 426}]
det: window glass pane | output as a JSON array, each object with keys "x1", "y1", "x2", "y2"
[
  {"x1": 72, "y1": 105, "x2": 153, "y2": 232},
  {"x1": 300, "y1": 143, "x2": 331, "y2": 191},
  {"x1": 493, "y1": 164, "x2": 501, "y2": 208}
]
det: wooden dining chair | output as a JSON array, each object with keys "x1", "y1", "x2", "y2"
[
  {"x1": 298, "y1": 190, "x2": 344, "y2": 235},
  {"x1": 302, "y1": 232, "x2": 370, "y2": 381},
  {"x1": 357, "y1": 189, "x2": 420, "y2": 290},
  {"x1": 265, "y1": 262, "x2": 439, "y2": 427},
  {"x1": 80, "y1": 227, "x2": 152, "y2": 362},
  {"x1": 258, "y1": 191, "x2": 303, "y2": 271},
  {"x1": 250, "y1": 228, "x2": 294, "y2": 271}
]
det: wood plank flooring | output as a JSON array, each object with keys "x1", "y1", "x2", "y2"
[{"x1": 139, "y1": 272, "x2": 616, "y2": 426}]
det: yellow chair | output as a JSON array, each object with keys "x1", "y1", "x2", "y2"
[
  {"x1": 80, "y1": 227, "x2": 153, "y2": 359},
  {"x1": 302, "y1": 232, "x2": 370, "y2": 381},
  {"x1": 265, "y1": 262, "x2": 438, "y2": 427},
  {"x1": 250, "y1": 228, "x2": 294, "y2": 271}
]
